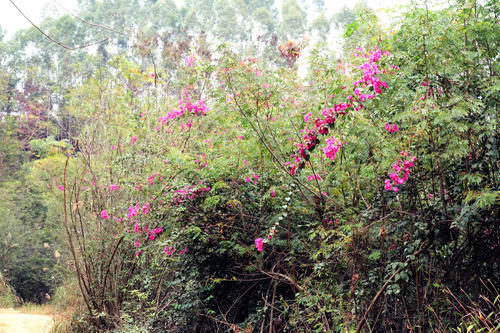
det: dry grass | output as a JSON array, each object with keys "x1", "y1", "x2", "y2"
[
  {"x1": 0, "y1": 271, "x2": 19, "y2": 308},
  {"x1": 431, "y1": 280, "x2": 500, "y2": 333},
  {"x1": 18, "y1": 302, "x2": 54, "y2": 314},
  {"x1": 50, "y1": 279, "x2": 84, "y2": 333}
]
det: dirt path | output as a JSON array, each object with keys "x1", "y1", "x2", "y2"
[{"x1": 0, "y1": 308, "x2": 53, "y2": 333}]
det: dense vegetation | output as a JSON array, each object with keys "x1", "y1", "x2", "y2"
[{"x1": 0, "y1": 0, "x2": 498, "y2": 332}]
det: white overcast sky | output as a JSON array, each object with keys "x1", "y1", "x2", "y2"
[{"x1": 1, "y1": 0, "x2": 411, "y2": 40}]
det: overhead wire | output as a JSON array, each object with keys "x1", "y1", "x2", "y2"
[
  {"x1": 10, "y1": 0, "x2": 186, "y2": 51},
  {"x1": 8, "y1": 0, "x2": 108, "y2": 51},
  {"x1": 51, "y1": 0, "x2": 129, "y2": 36}
]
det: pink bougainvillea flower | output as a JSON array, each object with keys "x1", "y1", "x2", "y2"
[
  {"x1": 164, "y1": 245, "x2": 175, "y2": 256},
  {"x1": 151, "y1": 227, "x2": 163, "y2": 235},
  {"x1": 185, "y1": 55, "x2": 195, "y2": 67},
  {"x1": 392, "y1": 163, "x2": 401, "y2": 173},
  {"x1": 384, "y1": 154, "x2": 417, "y2": 191},
  {"x1": 304, "y1": 112, "x2": 312, "y2": 123},
  {"x1": 142, "y1": 203, "x2": 150, "y2": 215},
  {"x1": 307, "y1": 174, "x2": 322, "y2": 182},
  {"x1": 255, "y1": 238, "x2": 264, "y2": 252},
  {"x1": 57, "y1": 185, "x2": 64, "y2": 191},
  {"x1": 147, "y1": 172, "x2": 160, "y2": 186},
  {"x1": 109, "y1": 183, "x2": 118, "y2": 191},
  {"x1": 157, "y1": 88, "x2": 209, "y2": 127},
  {"x1": 245, "y1": 173, "x2": 260, "y2": 184},
  {"x1": 101, "y1": 210, "x2": 109, "y2": 219},
  {"x1": 131, "y1": 136, "x2": 138, "y2": 144},
  {"x1": 128, "y1": 205, "x2": 139, "y2": 219},
  {"x1": 403, "y1": 160, "x2": 414, "y2": 169},
  {"x1": 323, "y1": 137, "x2": 342, "y2": 161},
  {"x1": 385, "y1": 123, "x2": 399, "y2": 133},
  {"x1": 389, "y1": 172, "x2": 400, "y2": 184}
]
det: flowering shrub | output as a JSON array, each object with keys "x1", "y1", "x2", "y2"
[
  {"x1": 60, "y1": 3, "x2": 499, "y2": 331},
  {"x1": 284, "y1": 47, "x2": 393, "y2": 177}
]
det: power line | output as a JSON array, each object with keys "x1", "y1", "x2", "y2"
[
  {"x1": 8, "y1": 0, "x2": 108, "y2": 51},
  {"x1": 51, "y1": 0, "x2": 128, "y2": 36}
]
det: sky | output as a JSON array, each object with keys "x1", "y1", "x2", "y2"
[
  {"x1": 1, "y1": 0, "x2": 410, "y2": 40},
  {"x1": 1, "y1": 0, "x2": 78, "y2": 38}
]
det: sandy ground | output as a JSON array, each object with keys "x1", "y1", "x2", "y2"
[{"x1": 0, "y1": 308, "x2": 53, "y2": 333}]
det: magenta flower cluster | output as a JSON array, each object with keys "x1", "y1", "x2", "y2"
[
  {"x1": 323, "y1": 137, "x2": 342, "y2": 161},
  {"x1": 384, "y1": 151, "x2": 417, "y2": 192},
  {"x1": 101, "y1": 210, "x2": 109, "y2": 219},
  {"x1": 244, "y1": 173, "x2": 260, "y2": 185},
  {"x1": 286, "y1": 48, "x2": 393, "y2": 175},
  {"x1": 307, "y1": 174, "x2": 322, "y2": 182},
  {"x1": 172, "y1": 182, "x2": 211, "y2": 205},
  {"x1": 385, "y1": 123, "x2": 399, "y2": 133},
  {"x1": 158, "y1": 87, "x2": 208, "y2": 127},
  {"x1": 255, "y1": 238, "x2": 263, "y2": 252},
  {"x1": 147, "y1": 172, "x2": 161, "y2": 186},
  {"x1": 185, "y1": 55, "x2": 195, "y2": 67},
  {"x1": 163, "y1": 245, "x2": 188, "y2": 256}
]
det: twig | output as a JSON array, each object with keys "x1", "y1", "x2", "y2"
[{"x1": 356, "y1": 242, "x2": 429, "y2": 332}]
